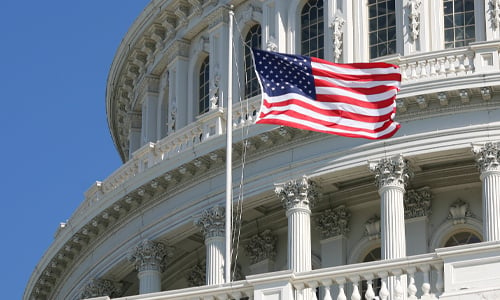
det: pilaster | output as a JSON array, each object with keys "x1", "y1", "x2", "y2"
[
  {"x1": 195, "y1": 205, "x2": 225, "y2": 285},
  {"x1": 166, "y1": 40, "x2": 189, "y2": 130},
  {"x1": 245, "y1": 229, "x2": 277, "y2": 274},
  {"x1": 404, "y1": 188, "x2": 432, "y2": 255},
  {"x1": 138, "y1": 76, "x2": 160, "y2": 145},
  {"x1": 80, "y1": 278, "x2": 121, "y2": 299},
  {"x1": 472, "y1": 142, "x2": 500, "y2": 241},
  {"x1": 129, "y1": 239, "x2": 172, "y2": 294}
]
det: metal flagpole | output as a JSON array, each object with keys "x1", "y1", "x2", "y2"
[{"x1": 225, "y1": 6, "x2": 234, "y2": 284}]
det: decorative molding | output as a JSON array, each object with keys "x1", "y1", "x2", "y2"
[
  {"x1": 364, "y1": 215, "x2": 381, "y2": 240},
  {"x1": 186, "y1": 261, "x2": 206, "y2": 287},
  {"x1": 274, "y1": 175, "x2": 318, "y2": 211},
  {"x1": 491, "y1": 0, "x2": 500, "y2": 29},
  {"x1": 209, "y1": 64, "x2": 220, "y2": 110},
  {"x1": 315, "y1": 205, "x2": 351, "y2": 239},
  {"x1": 472, "y1": 142, "x2": 500, "y2": 173},
  {"x1": 129, "y1": 240, "x2": 173, "y2": 272},
  {"x1": 266, "y1": 35, "x2": 277, "y2": 51},
  {"x1": 330, "y1": 16, "x2": 345, "y2": 62},
  {"x1": 447, "y1": 199, "x2": 474, "y2": 224},
  {"x1": 244, "y1": 229, "x2": 277, "y2": 264},
  {"x1": 369, "y1": 155, "x2": 412, "y2": 189},
  {"x1": 80, "y1": 278, "x2": 122, "y2": 299},
  {"x1": 194, "y1": 205, "x2": 225, "y2": 239},
  {"x1": 408, "y1": 0, "x2": 422, "y2": 41},
  {"x1": 404, "y1": 189, "x2": 432, "y2": 219}
]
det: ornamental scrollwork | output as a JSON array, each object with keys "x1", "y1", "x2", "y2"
[
  {"x1": 315, "y1": 205, "x2": 351, "y2": 239},
  {"x1": 364, "y1": 215, "x2": 381, "y2": 240},
  {"x1": 128, "y1": 240, "x2": 173, "y2": 273},
  {"x1": 275, "y1": 175, "x2": 318, "y2": 210},
  {"x1": 447, "y1": 199, "x2": 473, "y2": 225},
  {"x1": 472, "y1": 142, "x2": 500, "y2": 173},
  {"x1": 186, "y1": 261, "x2": 206, "y2": 287},
  {"x1": 404, "y1": 189, "x2": 432, "y2": 219},
  {"x1": 408, "y1": 0, "x2": 422, "y2": 41},
  {"x1": 80, "y1": 278, "x2": 121, "y2": 299},
  {"x1": 490, "y1": 0, "x2": 500, "y2": 29},
  {"x1": 194, "y1": 205, "x2": 225, "y2": 239},
  {"x1": 330, "y1": 16, "x2": 345, "y2": 62},
  {"x1": 369, "y1": 155, "x2": 412, "y2": 189},
  {"x1": 244, "y1": 229, "x2": 277, "y2": 264}
]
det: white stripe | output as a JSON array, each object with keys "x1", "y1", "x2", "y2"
[
  {"x1": 262, "y1": 92, "x2": 396, "y2": 116},
  {"x1": 257, "y1": 114, "x2": 399, "y2": 139},
  {"x1": 315, "y1": 86, "x2": 398, "y2": 103},
  {"x1": 314, "y1": 75, "x2": 400, "y2": 89},
  {"x1": 311, "y1": 61, "x2": 400, "y2": 76}
]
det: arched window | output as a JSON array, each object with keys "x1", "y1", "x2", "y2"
[
  {"x1": 444, "y1": 230, "x2": 481, "y2": 247},
  {"x1": 444, "y1": 0, "x2": 475, "y2": 48},
  {"x1": 368, "y1": 0, "x2": 396, "y2": 59},
  {"x1": 198, "y1": 56, "x2": 210, "y2": 115},
  {"x1": 244, "y1": 24, "x2": 262, "y2": 99},
  {"x1": 301, "y1": 0, "x2": 324, "y2": 58}
]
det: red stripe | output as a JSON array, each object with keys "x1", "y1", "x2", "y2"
[
  {"x1": 312, "y1": 67, "x2": 402, "y2": 82},
  {"x1": 311, "y1": 56, "x2": 400, "y2": 71},
  {"x1": 262, "y1": 98, "x2": 396, "y2": 122},
  {"x1": 314, "y1": 93, "x2": 397, "y2": 109},
  {"x1": 314, "y1": 78, "x2": 399, "y2": 96}
]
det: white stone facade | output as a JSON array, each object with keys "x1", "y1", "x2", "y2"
[{"x1": 24, "y1": 0, "x2": 500, "y2": 300}]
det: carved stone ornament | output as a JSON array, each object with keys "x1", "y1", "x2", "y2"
[
  {"x1": 266, "y1": 35, "x2": 278, "y2": 52},
  {"x1": 209, "y1": 64, "x2": 220, "y2": 110},
  {"x1": 491, "y1": 0, "x2": 500, "y2": 29},
  {"x1": 408, "y1": 0, "x2": 422, "y2": 41},
  {"x1": 364, "y1": 215, "x2": 381, "y2": 240},
  {"x1": 369, "y1": 155, "x2": 412, "y2": 189},
  {"x1": 80, "y1": 278, "x2": 121, "y2": 299},
  {"x1": 245, "y1": 229, "x2": 277, "y2": 264},
  {"x1": 404, "y1": 189, "x2": 432, "y2": 219},
  {"x1": 186, "y1": 261, "x2": 206, "y2": 287},
  {"x1": 129, "y1": 240, "x2": 172, "y2": 272},
  {"x1": 275, "y1": 175, "x2": 318, "y2": 211},
  {"x1": 447, "y1": 199, "x2": 473, "y2": 225},
  {"x1": 315, "y1": 205, "x2": 351, "y2": 239},
  {"x1": 194, "y1": 205, "x2": 225, "y2": 239},
  {"x1": 472, "y1": 142, "x2": 500, "y2": 173},
  {"x1": 330, "y1": 16, "x2": 345, "y2": 61}
]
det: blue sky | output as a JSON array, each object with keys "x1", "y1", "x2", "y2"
[{"x1": 0, "y1": 1, "x2": 150, "y2": 298}]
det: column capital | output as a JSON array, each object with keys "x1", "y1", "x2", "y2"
[
  {"x1": 315, "y1": 205, "x2": 351, "y2": 239},
  {"x1": 369, "y1": 155, "x2": 412, "y2": 190},
  {"x1": 129, "y1": 239, "x2": 172, "y2": 273},
  {"x1": 404, "y1": 189, "x2": 432, "y2": 219},
  {"x1": 472, "y1": 142, "x2": 500, "y2": 173},
  {"x1": 80, "y1": 278, "x2": 121, "y2": 299},
  {"x1": 194, "y1": 205, "x2": 225, "y2": 239},
  {"x1": 275, "y1": 175, "x2": 318, "y2": 211},
  {"x1": 244, "y1": 229, "x2": 277, "y2": 264},
  {"x1": 186, "y1": 261, "x2": 206, "y2": 287}
]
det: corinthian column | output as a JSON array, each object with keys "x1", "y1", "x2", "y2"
[
  {"x1": 129, "y1": 239, "x2": 172, "y2": 294},
  {"x1": 275, "y1": 175, "x2": 318, "y2": 300},
  {"x1": 472, "y1": 142, "x2": 500, "y2": 241},
  {"x1": 195, "y1": 205, "x2": 225, "y2": 285}
]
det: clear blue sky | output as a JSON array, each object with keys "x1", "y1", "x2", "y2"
[{"x1": 0, "y1": 1, "x2": 150, "y2": 298}]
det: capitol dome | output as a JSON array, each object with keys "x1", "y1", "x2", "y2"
[{"x1": 25, "y1": 0, "x2": 500, "y2": 299}]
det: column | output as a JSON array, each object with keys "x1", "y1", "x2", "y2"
[
  {"x1": 129, "y1": 239, "x2": 172, "y2": 294},
  {"x1": 275, "y1": 175, "x2": 318, "y2": 300},
  {"x1": 139, "y1": 76, "x2": 160, "y2": 145},
  {"x1": 166, "y1": 40, "x2": 189, "y2": 129},
  {"x1": 472, "y1": 142, "x2": 500, "y2": 241},
  {"x1": 195, "y1": 205, "x2": 226, "y2": 285},
  {"x1": 369, "y1": 154, "x2": 412, "y2": 299}
]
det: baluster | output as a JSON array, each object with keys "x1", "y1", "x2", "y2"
[
  {"x1": 351, "y1": 282, "x2": 361, "y2": 300},
  {"x1": 466, "y1": 52, "x2": 475, "y2": 73},
  {"x1": 457, "y1": 54, "x2": 466, "y2": 74},
  {"x1": 409, "y1": 62, "x2": 418, "y2": 79},
  {"x1": 365, "y1": 279, "x2": 376, "y2": 300},
  {"x1": 309, "y1": 282, "x2": 318, "y2": 300},
  {"x1": 378, "y1": 275, "x2": 389, "y2": 300},
  {"x1": 394, "y1": 277, "x2": 403, "y2": 300},
  {"x1": 419, "y1": 61, "x2": 427, "y2": 78},
  {"x1": 433, "y1": 264, "x2": 444, "y2": 296},
  {"x1": 400, "y1": 64, "x2": 408, "y2": 81},
  {"x1": 407, "y1": 268, "x2": 418, "y2": 300},
  {"x1": 337, "y1": 279, "x2": 347, "y2": 300},
  {"x1": 321, "y1": 280, "x2": 333, "y2": 300},
  {"x1": 437, "y1": 58, "x2": 446, "y2": 76},
  {"x1": 429, "y1": 58, "x2": 437, "y2": 77},
  {"x1": 296, "y1": 284, "x2": 305, "y2": 300},
  {"x1": 447, "y1": 56, "x2": 456, "y2": 76}
]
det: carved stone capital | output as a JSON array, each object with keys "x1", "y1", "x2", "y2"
[
  {"x1": 315, "y1": 205, "x2": 351, "y2": 239},
  {"x1": 404, "y1": 189, "x2": 432, "y2": 219},
  {"x1": 364, "y1": 215, "x2": 381, "y2": 240},
  {"x1": 129, "y1": 240, "x2": 172, "y2": 273},
  {"x1": 369, "y1": 155, "x2": 412, "y2": 190},
  {"x1": 472, "y1": 142, "x2": 500, "y2": 173},
  {"x1": 186, "y1": 261, "x2": 206, "y2": 287},
  {"x1": 245, "y1": 229, "x2": 277, "y2": 264},
  {"x1": 80, "y1": 278, "x2": 121, "y2": 299},
  {"x1": 447, "y1": 199, "x2": 473, "y2": 224},
  {"x1": 195, "y1": 206, "x2": 225, "y2": 239},
  {"x1": 275, "y1": 175, "x2": 318, "y2": 211}
]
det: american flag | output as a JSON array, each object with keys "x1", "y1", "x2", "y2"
[{"x1": 251, "y1": 49, "x2": 401, "y2": 139}]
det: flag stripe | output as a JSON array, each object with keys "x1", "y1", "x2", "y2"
[{"x1": 252, "y1": 49, "x2": 401, "y2": 139}]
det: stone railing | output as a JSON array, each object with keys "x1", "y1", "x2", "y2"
[{"x1": 84, "y1": 242, "x2": 500, "y2": 300}]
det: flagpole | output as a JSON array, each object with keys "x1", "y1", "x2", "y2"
[{"x1": 225, "y1": 5, "x2": 234, "y2": 284}]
